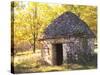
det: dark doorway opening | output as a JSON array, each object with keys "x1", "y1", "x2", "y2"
[{"x1": 55, "y1": 43, "x2": 63, "y2": 65}]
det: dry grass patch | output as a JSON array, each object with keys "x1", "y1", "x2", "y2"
[{"x1": 12, "y1": 50, "x2": 97, "y2": 73}]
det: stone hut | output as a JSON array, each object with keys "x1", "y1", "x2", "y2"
[{"x1": 39, "y1": 11, "x2": 95, "y2": 65}]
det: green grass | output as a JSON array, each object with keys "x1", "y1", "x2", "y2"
[{"x1": 12, "y1": 50, "x2": 97, "y2": 73}]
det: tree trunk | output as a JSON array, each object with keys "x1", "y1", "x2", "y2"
[
  {"x1": 29, "y1": 3, "x2": 38, "y2": 53},
  {"x1": 33, "y1": 33, "x2": 36, "y2": 53}
]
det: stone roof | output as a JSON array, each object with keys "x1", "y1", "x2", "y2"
[{"x1": 42, "y1": 11, "x2": 95, "y2": 39}]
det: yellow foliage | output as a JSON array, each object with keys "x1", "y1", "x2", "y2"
[{"x1": 11, "y1": 1, "x2": 97, "y2": 53}]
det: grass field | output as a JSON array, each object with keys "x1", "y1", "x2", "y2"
[{"x1": 12, "y1": 49, "x2": 97, "y2": 73}]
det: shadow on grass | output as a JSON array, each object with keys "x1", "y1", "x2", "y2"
[
  {"x1": 13, "y1": 60, "x2": 97, "y2": 74},
  {"x1": 12, "y1": 52, "x2": 97, "y2": 74},
  {"x1": 13, "y1": 60, "x2": 66, "y2": 74}
]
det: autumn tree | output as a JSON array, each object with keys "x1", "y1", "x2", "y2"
[{"x1": 11, "y1": 1, "x2": 97, "y2": 54}]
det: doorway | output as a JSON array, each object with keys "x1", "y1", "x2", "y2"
[{"x1": 55, "y1": 43, "x2": 63, "y2": 65}]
